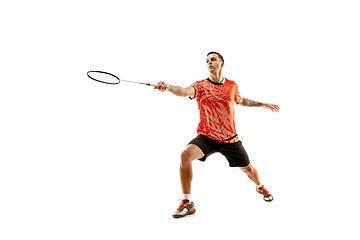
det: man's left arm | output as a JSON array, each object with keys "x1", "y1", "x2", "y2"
[{"x1": 239, "y1": 97, "x2": 280, "y2": 112}]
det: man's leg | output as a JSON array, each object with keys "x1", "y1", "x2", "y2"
[
  {"x1": 173, "y1": 144, "x2": 205, "y2": 218},
  {"x1": 179, "y1": 144, "x2": 204, "y2": 195},
  {"x1": 239, "y1": 163, "x2": 273, "y2": 202},
  {"x1": 239, "y1": 163, "x2": 261, "y2": 185}
]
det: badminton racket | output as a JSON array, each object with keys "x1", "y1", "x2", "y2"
[{"x1": 87, "y1": 70, "x2": 169, "y2": 90}]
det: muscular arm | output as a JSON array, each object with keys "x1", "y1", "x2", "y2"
[
  {"x1": 239, "y1": 97, "x2": 264, "y2": 107},
  {"x1": 239, "y1": 97, "x2": 280, "y2": 112},
  {"x1": 155, "y1": 81, "x2": 195, "y2": 98},
  {"x1": 169, "y1": 85, "x2": 195, "y2": 98}
]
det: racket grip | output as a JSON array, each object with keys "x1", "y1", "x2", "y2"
[{"x1": 150, "y1": 83, "x2": 170, "y2": 91}]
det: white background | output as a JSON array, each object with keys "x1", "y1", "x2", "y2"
[{"x1": 1, "y1": 0, "x2": 359, "y2": 239}]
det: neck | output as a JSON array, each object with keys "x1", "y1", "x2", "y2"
[{"x1": 209, "y1": 72, "x2": 223, "y2": 83}]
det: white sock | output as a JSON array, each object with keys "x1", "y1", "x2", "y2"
[{"x1": 184, "y1": 194, "x2": 191, "y2": 201}]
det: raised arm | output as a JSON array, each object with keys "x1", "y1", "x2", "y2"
[
  {"x1": 239, "y1": 97, "x2": 280, "y2": 112},
  {"x1": 154, "y1": 81, "x2": 195, "y2": 98}
]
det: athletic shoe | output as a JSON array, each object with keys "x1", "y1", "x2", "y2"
[
  {"x1": 256, "y1": 185, "x2": 274, "y2": 202},
  {"x1": 172, "y1": 199, "x2": 196, "y2": 218}
]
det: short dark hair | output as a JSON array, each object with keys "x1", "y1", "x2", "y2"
[{"x1": 207, "y1": 51, "x2": 224, "y2": 63}]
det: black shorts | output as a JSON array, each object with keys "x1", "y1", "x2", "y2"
[{"x1": 188, "y1": 134, "x2": 250, "y2": 167}]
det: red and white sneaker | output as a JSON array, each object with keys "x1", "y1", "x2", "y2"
[
  {"x1": 172, "y1": 199, "x2": 196, "y2": 218},
  {"x1": 256, "y1": 185, "x2": 274, "y2": 202}
]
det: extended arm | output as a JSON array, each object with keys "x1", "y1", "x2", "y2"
[
  {"x1": 239, "y1": 97, "x2": 280, "y2": 112},
  {"x1": 154, "y1": 81, "x2": 195, "y2": 98}
]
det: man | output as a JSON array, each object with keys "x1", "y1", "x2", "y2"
[{"x1": 155, "y1": 52, "x2": 280, "y2": 218}]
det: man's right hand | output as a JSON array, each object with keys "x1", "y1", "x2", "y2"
[{"x1": 154, "y1": 81, "x2": 169, "y2": 92}]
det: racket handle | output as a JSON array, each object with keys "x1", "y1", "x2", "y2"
[{"x1": 150, "y1": 83, "x2": 170, "y2": 91}]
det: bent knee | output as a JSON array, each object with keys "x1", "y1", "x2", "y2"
[
  {"x1": 180, "y1": 144, "x2": 204, "y2": 167},
  {"x1": 180, "y1": 146, "x2": 202, "y2": 165},
  {"x1": 180, "y1": 149, "x2": 193, "y2": 164},
  {"x1": 240, "y1": 164, "x2": 255, "y2": 174}
]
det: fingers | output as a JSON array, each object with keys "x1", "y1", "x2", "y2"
[
  {"x1": 264, "y1": 104, "x2": 280, "y2": 112},
  {"x1": 154, "y1": 81, "x2": 168, "y2": 92},
  {"x1": 270, "y1": 104, "x2": 280, "y2": 112}
]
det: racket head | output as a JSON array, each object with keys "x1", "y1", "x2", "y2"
[{"x1": 87, "y1": 71, "x2": 120, "y2": 84}]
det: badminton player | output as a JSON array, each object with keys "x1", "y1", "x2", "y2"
[{"x1": 155, "y1": 52, "x2": 280, "y2": 218}]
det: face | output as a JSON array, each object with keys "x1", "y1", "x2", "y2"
[{"x1": 206, "y1": 54, "x2": 224, "y2": 73}]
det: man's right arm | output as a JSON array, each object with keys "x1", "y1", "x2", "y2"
[
  {"x1": 155, "y1": 81, "x2": 195, "y2": 98},
  {"x1": 169, "y1": 85, "x2": 195, "y2": 98}
]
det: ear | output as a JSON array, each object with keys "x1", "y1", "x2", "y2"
[{"x1": 220, "y1": 62, "x2": 225, "y2": 69}]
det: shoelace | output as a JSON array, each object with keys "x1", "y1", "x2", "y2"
[
  {"x1": 177, "y1": 199, "x2": 189, "y2": 211},
  {"x1": 258, "y1": 186, "x2": 269, "y2": 196}
]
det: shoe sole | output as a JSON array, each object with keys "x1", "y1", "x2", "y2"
[
  {"x1": 172, "y1": 209, "x2": 196, "y2": 218},
  {"x1": 257, "y1": 189, "x2": 274, "y2": 202},
  {"x1": 264, "y1": 197, "x2": 273, "y2": 202}
]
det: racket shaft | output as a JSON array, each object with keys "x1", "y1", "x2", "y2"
[
  {"x1": 123, "y1": 81, "x2": 169, "y2": 90},
  {"x1": 121, "y1": 79, "x2": 151, "y2": 86}
]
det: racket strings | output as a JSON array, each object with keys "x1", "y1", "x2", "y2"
[{"x1": 87, "y1": 71, "x2": 120, "y2": 84}]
